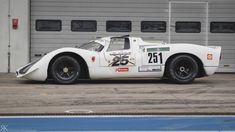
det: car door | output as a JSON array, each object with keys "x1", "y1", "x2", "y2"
[{"x1": 99, "y1": 37, "x2": 136, "y2": 77}]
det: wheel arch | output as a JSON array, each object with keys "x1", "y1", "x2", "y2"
[
  {"x1": 164, "y1": 53, "x2": 206, "y2": 78},
  {"x1": 47, "y1": 52, "x2": 90, "y2": 79}
]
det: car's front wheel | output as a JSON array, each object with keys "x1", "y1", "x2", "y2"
[
  {"x1": 167, "y1": 55, "x2": 198, "y2": 84},
  {"x1": 51, "y1": 56, "x2": 80, "y2": 84}
]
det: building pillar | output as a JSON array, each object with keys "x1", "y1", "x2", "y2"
[
  {"x1": 0, "y1": 0, "x2": 10, "y2": 72},
  {"x1": 10, "y1": 0, "x2": 30, "y2": 72},
  {"x1": 0, "y1": 0, "x2": 30, "y2": 73}
]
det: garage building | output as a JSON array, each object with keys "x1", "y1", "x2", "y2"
[{"x1": 0, "y1": 0, "x2": 235, "y2": 73}]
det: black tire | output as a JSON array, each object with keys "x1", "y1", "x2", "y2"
[
  {"x1": 51, "y1": 56, "x2": 80, "y2": 84},
  {"x1": 167, "y1": 55, "x2": 198, "y2": 84}
]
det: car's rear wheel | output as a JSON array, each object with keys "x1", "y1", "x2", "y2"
[
  {"x1": 167, "y1": 55, "x2": 198, "y2": 84},
  {"x1": 51, "y1": 56, "x2": 80, "y2": 84}
]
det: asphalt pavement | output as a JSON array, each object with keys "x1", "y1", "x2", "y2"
[{"x1": 0, "y1": 73, "x2": 235, "y2": 114}]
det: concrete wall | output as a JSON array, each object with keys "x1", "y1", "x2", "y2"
[
  {"x1": 0, "y1": 0, "x2": 9, "y2": 72},
  {"x1": 0, "y1": 0, "x2": 30, "y2": 73}
]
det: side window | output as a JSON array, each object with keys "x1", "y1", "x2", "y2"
[
  {"x1": 175, "y1": 21, "x2": 201, "y2": 33},
  {"x1": 107, "y1": 38, "x2": 130, "y2": 51},
  {"x1": 106, "y1": 21, "x2": 131, "y2": 32},
  {"x1": 36, "y1": 20, "x2": 61, "y2": 31},
  {"x1": 141, "y1": 21, "x2": 166, "y2": 32},
  {"x1": 71, "y1": 20, "x2": 97, "y2": 32},
  {"x1": 210, "y1": 22, "x2": 235, "y2": 33}
]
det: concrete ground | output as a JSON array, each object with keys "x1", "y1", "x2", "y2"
[{"x1": 0, "y1": 73, "x2": 235, "y2": 114}]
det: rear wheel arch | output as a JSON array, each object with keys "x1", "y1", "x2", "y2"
[
  {"x1": 47, "y1": 52, "x2": 90, "y2": 80},
  {"x1": 164, "y1": 53, "x2": 206, "y2": 78}
]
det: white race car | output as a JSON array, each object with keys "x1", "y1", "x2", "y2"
[{"x1": 16, "y1": 35, "x2": 221, "y2": 84}]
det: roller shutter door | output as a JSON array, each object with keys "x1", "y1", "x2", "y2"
[
  {"x1": 30, "y1": 0, "x2": 235, "y2": 72},
  {"x1": 30, "y1": 0, "x2": 169, "y2": 61},
  {"x1": 209, "y1": 1, "x2": 235, "y2": 72},
  {"x1": 169, "y1": 2, "x2": 208, "y2": 45}
]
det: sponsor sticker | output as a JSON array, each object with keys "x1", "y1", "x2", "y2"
[
  {"x1": 91, "y1": 56, "x2": 96, "y2": 62},
  {"x1": 147, "y1": 47, "x2": 170, "y2": 52},
  {"x1": 116, "y1": 67, "x2": 129, "y2": 72},
  {"x1": 207, "y1": 53, "x2": 213, "y2": 60},
  {"x1": 138, "y1": 66, "x2": 161, "y2": 72}
]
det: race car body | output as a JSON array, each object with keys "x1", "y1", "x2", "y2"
[{"x1": 16, "y1": 35, "x2": 221, "y2": 84}]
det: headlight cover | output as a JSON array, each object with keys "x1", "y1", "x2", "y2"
[{"x1": 18, "y1": 60, "x2": 39, "y2": 74}]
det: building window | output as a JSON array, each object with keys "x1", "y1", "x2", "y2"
[
  {"x1": 106, "y1": 21, "x2": 131, "y2": 32},
  {"x1": 141, "y1": 21, "x2": 166, "y2": 32},
  {"x1": 175, "y1": 21, "x2": 201, "y2": 33},
  {"x1": 71, "y1": 20, "x2": 97, "y2": 32},
  {"x1": 36, "y1": 20, "x2": 61, "y2": 31},
  {"x1": 210, "y1": 22, "x2": 235, "y2": 33}
]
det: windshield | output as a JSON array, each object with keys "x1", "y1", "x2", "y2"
[{"x1": 78, "y1": 41, "x2": 104, "y2": 52}]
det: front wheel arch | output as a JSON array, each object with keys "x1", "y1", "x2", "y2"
[
  {"x1": 164, "y1": 53, "x2": 206, "y2": 79},
  {"x1": 47, "y1": 52, "x2": 90, "y2": 80}
]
